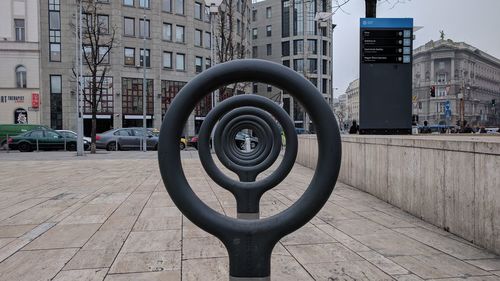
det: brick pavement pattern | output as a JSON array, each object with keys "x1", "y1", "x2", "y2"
[{"x1": 0, "y1": 151, "x2": 499, "y2": 281}]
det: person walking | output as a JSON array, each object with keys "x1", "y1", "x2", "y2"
[{"x1": 349, "y1": 120, "x2": 359, "y2": 134}]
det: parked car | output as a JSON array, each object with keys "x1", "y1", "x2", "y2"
[
  {"x1": 0, "y1": 124, "x2": 50, "y2": 149},
  {"x1": 56, "y1": 130, "x2": 91, "y2": 143},
  {"x1": 148, "y1": 128, "x2": 186, "y2": 150},
  {"x1": 7, "y1": 129, "x2": 89, "y2": 152},
  {"x1": 96, "y1": 128, "x2": 158, "y2": 151}
]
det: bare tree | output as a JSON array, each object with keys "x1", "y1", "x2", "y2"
[
  {"x1": 75, "y1": 0, "x2": 117, "y2": 153},
  {"x1": 214, "y1": 0, "x2": 250, "y2": 100},
  {"x1": 332, "y1": 0, "x2": 410, "y2": 18}
]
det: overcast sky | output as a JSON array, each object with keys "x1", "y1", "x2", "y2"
[{"x1": 332, "y1": 0, "x2": 500, "y2": 97}]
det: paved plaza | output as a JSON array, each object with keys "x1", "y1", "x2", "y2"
[{"x1": 0, "y1": 151, "x2": 499, "y2": 281}]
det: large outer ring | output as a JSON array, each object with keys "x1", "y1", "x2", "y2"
[{"x1": 158, "y1": 59, "x2": 341, "y2": 259}]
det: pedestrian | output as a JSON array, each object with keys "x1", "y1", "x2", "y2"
[
  {"x1": 421, "y1": 120, "x2": 431, "y2": 133},
  {"x1": 349, "y1": 120, "x2": 359, "y2": 134}
]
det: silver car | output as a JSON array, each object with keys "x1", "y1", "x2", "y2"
[{"x1": 96, "y1": 128, "x2": 158, "y2": 151}]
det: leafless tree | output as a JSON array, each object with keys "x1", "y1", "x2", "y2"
[
  {"x1": 214, "y1": 0, "x2": 250, "y2": 100},
  {"x1": 332, "y1": 0, "x2": 410, "y2": 17},
  {"x1": 74, "y1": 0, "x2": 117, "y2": 153}
]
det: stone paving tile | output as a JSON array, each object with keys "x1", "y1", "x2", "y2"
[
  {"x1": 1, "y1": 153, "x2": 499, "y2": 281},
  {"x1": 109, "y1": 251, "x2": 181, "y2": 273},
  {"x1": 0, "y1": 248, "x2": 78, "y2": 281},
  {"x1": 121, "y1": 230, "x2": 181, "y2": 252},
  {"x1": 0, "y1": 224, "x2": 37, "y2": 238},
  {"x1": 104, "y1": 271, "x2": 181, "y2": 281},
  {"x1": 465, "y1": 259, "x2": 500, "y2": 271},
  {"x1": 394, "y1": 227, "x2": 497, "y2": 259},
  {"x1": 52, "y1": 268, "x2": 108, "y2": 281},
  {"x1": 303, "y1": 260, "x2": 395, "y2": 280},
  {"x1": 427, "y1": 276, "x2": 500, "y2": 281},
  {"x1": 64, "y1": 248, "x2": 120, "y2": 270},
  {"x1": 23, "y1": 223, "x2": 101, "y2": 250},
  {"x1": 390, "y1": 254, "x2": 490, "y2": 279}
]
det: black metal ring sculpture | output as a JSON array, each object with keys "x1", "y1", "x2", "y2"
[{"x1": 158, "y1": 59, "x2": 341, "y2": 280}]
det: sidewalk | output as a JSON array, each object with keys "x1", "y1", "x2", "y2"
[{"x1": 0, "y1": 152, "x2": 499, "y2": 281}]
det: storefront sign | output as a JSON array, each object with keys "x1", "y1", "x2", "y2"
[
  {"x1": 32, "y1": 93, "x2": 40, "y2": 108},
  {"x1": 0, "y1": 96, "x2": 24, "y2": 103}
]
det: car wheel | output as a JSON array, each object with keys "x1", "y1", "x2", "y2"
[
  {"x1": 67, "y1": 142, "x2": 77, "y2": 151},
  {"x1": 106, "y1": 142, "x2": 118, "y2": 151},
  {"x1": 179, "y1": 142, "x2": 185, "y2": 150},
  {"x1": 18, "y1": 142, "x2": 32, "y2": 152}
]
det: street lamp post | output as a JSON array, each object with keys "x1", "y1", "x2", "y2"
[
  {"x1": 142, "y1": 0, "x2": 147, "y2": 152},
  {"x1": 205, "y1": 0, "x2": 222, "y2": 146},
  {"x1": 76, "y1": 0, "x2": 84, "y2": 156}
]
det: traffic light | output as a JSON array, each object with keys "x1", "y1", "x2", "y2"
[{"x1": 429, "y1": 86, "x2": 436, "y2": 97}]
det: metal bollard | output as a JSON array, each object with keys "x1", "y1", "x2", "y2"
[
  {"x1": 64, "y1": 136, "x2": 67, "y2": 151},
  {"x1": 36, "y1": 137, "x2": 39, "y2": 152},
  {"x1": 158, "y1": 59, "x2": 341, "y2": 281},
  {"x1": 6, "y1": 134, "x2": 9, "y2": 153}
]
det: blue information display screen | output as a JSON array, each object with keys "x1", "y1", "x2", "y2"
[{"x1": 360, "y1": 18, "x2": 413, "y2": 64}]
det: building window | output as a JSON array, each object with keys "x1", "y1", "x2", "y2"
[
  {"x1": 237, "y1": 0, "x2": 241, "y2": 12},
  {"x1": 163, "y1": 0, "x2": 172, "y2": 12},
  {"x1": 293, "y1": 39, "x2": 304, "y2": 55},
  {"x1": 322, "y1": 78, "x2": 327, "y2": 93},
  {"x1": 307, "y1": 39, "x2": 317, "y2": 54},
  {"x1": 123, "y1": 0, "x2": 133, "y2": 6},
  {"x1": 140, "y1": 49, "x2": 150, "y2": 67},
  {"x1": 14, "y1": 19, "x2": 25, "y2": 41},
  {"x1": 97, "y1": 15, "x2": 109, "y2": 34},
  {"x1": 139, "y1": 0, "x2": 149, "y2": 8},
  {"x1": 266, "y1": 44, "x2": 272, "y2": 56},
  {"x1": 252, "y1": 10, "x2": 257, "y2": 21},
  {"x1": 293, "y1": 59, "x2": 304, "y2": 72},
  {"x1": 122, "y1": 78, "x2": 154, "y2": 115},
  {"x1": 15, "y1": 66, "x2": 27, "y2": 88},
  {"x1": 124, "y1": 17, "x2": 135, "y2": 36},
  {"x1": 194, "y1": 29, "x2": 202, "y2": 46},
  {"x1": 50, "y1": 75, "x2": 62, "y2": 130},
  {"x1": 309, "y1": 78, "x2": 317, "y2": 86},
  {"x1": 206, "y1": 58, "x2": 211, "y2": 69},
  {"x1": 204, "y1": 6, "x2": 211, "y2": 22},
  {"x1": 195, "y1": 2, "x2": 202, "y2": 19},
  {"x1": 266, "y1": 7, "x2": 272, "y2": 18},
  {"x1": 175, "y1": 0, "x2": 184, "y2": 14},
  {"x1": 282, "y1": 0, "x2": 290, "y2": 37},
  {"x1": 49, "y1": 0, "x2": 60, "y2": 11},
  {"x1": 282, "y1": 41, "x2": 290, "y2": 56},
  {"x1": 124, "y1": 47, "x2": 135, "y2": 65},
  {"x1": 176, "y1": 53, "x2": 185, "y2": 70},
  {"x1": 266, "y1": 25, "x2": 272, "y2": 37},
  {"x1": 307, "y1": 59, "x2": 317, "y2": 73},
  {"x1": 195, "y1": 56, "x2": 203, "y2": 73},
  {"x1": 252, "y1": 46, "x2": 258, "y2": 58},
  {"x1": 163, "y1": 23, "x2": 172, "y2": 40},
  {"x1": 176, "y1": 25, "x2": 185, "y2": 42},
  {"x1": 267, "y1": 84, "x2": 272, "y2": 92},
  {"x1": 163, "y1": 51, "x2": 172, "y2": 69},
  {"x1": 48, "y1": 1, "x2": 61, "y2": 62},
  {"x1": 82, "y1": 77, "x2": 113, "y2": 114},
  {"x1": 293, "y1": 0, "x2": 304, "y2": 36},
  {"x1": 161, "y1": 80, "x2": 186, "y2": 117},
  {"x1": 99, "y1": 46, "x2": 110, "y2": 64},
  {"x1": 283, "y1": 60, "x2": 290, "y2": 67},
  {"x1": 323, "y1": 40, "x2": 328, "y2": 56},
  {"x1": 50, "y1": 43, "x2": 61, "y2": 62},
  {"x1": 437, "y1": 73, "x2": 447, "y2": 84},
  {"x1": 322, "y1": 59, "x2": 327, "y2": 74},
  {"x1": 252, "y1": 28, "x2": 257, "y2": 39},
  {"x1": 237, "y1": 19, "x2": 241, "y2": 35},
  {"x1": 139, "y1": 19, "x2": 150, "y2": 38},
  {"x1": 204, "y1": 32, "x2": 211, "y2": 48}
]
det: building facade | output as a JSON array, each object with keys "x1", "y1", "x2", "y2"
[
  {"x1": 345, "y1": 78, "x2": 359, "y2": 125},
  {"x1": 0, "y1": 0, "x2": 41, "y2": 125},
  {"x1": 413, "y1": 39, "x2": 500, "y2": 127},
  {"x1": 39, "y1": 0, "x2": 250, "y2": 136},
  {"x1": 251, "y1": 0, "x2": 334, "y2": 132}
]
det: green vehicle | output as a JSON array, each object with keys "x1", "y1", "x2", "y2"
[
  {"x1": 0, "y1": 124, "x2": 50, "y2": 148},
  {"x1": 7, "y1": 129, "x2": 90, "y2": 152}
]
